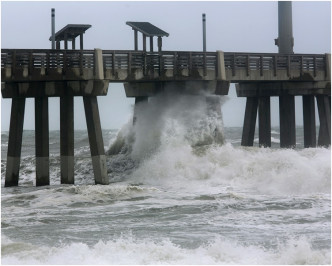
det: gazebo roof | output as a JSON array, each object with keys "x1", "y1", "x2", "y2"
[
  {"x1": 126, "y1": 22, "x2": 169, "y2": 37},
  {"x1": 49, "y1": 24, "x2": 91, "y2": 41}
]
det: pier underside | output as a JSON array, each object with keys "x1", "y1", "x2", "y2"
[{"x1": 236, "y1": 81, "x2": 331, "y2": 148}]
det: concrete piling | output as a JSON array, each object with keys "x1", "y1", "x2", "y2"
[
  {"x1": 302, "y1": 95, "x2": 316, "y2": 148},
  {"x1": 60, "y1": 95, "x2": 74, "y2": 184},
  {"x1": 5, "y1": 98, "x2": 26, "y2": 187},
  {"x1": 241, "y1": 97, "x2": 258, "y2": 146},
  {"x1": 258, "y1": 97, "x2": 271, "y2": 147},
  {"x1": 35, "y1": 97, "x2": 50, "y2": 186},
  {"x1": 83, "y1": 96, "x2": 109, "y2": 185},
  {"x1": 279, "y1": 95, "x2": 296, "y2": 148},
  {"x1": 316, "y1": 95, "x2": 331, "y2": 147}
]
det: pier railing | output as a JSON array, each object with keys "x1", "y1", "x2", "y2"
[
  {"x1": 223, "y1": 52, "x2": 326, "y2": 77},
  {"x1": 1, "y1": 49, "x2": 328, "y2": 81}
]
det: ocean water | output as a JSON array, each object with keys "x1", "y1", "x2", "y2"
[{"x1": 1, "y1": 93, "x2": 331, "y2": 265}]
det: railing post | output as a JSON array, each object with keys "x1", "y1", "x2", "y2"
[
  {"x1": 300, "y1": 55, "x2": 303, "y2": 76},
  {"x1": 246, "y1": 54, "x2": 250, "y2": 76},
  {"x1": 159, "y1": 52, "x2": 162, "y2": 76},
  {"x1": 128, "y1": 52, "x2": 132, "y2": 76},
  {"x1": 12, "y1": 50, "x2": 16, "y2": 78},
  {"x1": 80, "y1": 50, "x2": 83, "y2": 76},
  {"x1": 203, "y1": 52, "x2": 207, "y2": 76},
  {"x1": 324, "y1": 53, "x2": 330, "y2": 80},
  {"x1": 63, "y1": 50, "x2": 67, "y2": 75},
  {"x1": 112, "y1": 51, "x2": 115, "y2": 76},
  {"x1": 260, "y1": 55, "x2": 263, "y2": 77},
  {"x1": 232, "y1": 53, "x2": 236, "y2": 76},
  {"x1": 273, "y1": 55, "x2": 277, "y2": 76},
  {"x1": 287, "y1": 55, "x2": 290, "y2": 77},
  {"x1": 29, "y1": 52, "x2": 33, "y2": 77},
  {"x1": 143, "y1": 52, "x2": 147, "y2": 76},
  {"x1": 46, "y1": 51, "x2": 50, "y2": 75},
  {"x1": 174, "y1": 52, "x2": 177, "y2": 76},
  {"x1": 313, "y1": 55, "x2": 317, "y2": 77},
  {"x1": 188, "y1": 52, "x2": 192, "y2": 76}
]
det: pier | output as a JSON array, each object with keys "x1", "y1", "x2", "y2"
[{"x1": 1, "y1": 2, "x2": 330, "y2": 186}]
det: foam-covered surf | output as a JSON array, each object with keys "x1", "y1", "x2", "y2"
[
  {"x1": 1, "y1": 92, "x2": 330, "y2": 264},
  {"x1": 2, "y1": 234, "x2": 330, "y2": 265}
]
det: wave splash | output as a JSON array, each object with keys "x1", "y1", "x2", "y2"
[{"x1": 106, "y1": 91, "x2": 227, "y2": 178}]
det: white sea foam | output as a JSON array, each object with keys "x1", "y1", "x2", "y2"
[
  {"x1": 130, "y1": 141, "x2": 331, "y2": 195},
  {"x1": 2, "y1": 234, "x2": 330, "y2": 265}
]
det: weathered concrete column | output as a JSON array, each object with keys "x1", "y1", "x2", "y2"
[
  {"x1": 217, "y1": 51, "x2": 227, "y2": 81},
  {"x1": 94, "y1": 48, "x2": 104, "y2": 80},
  {"x1": 133, "y1": 96, "x2": 148, "y2": 125},
  {"x1": 302, "y1": 95, "x2": 316, "y2": 148},
  {"x1": 316, "y1": 95, "x2": 331, "y2": 147},
  {"x1": 279, "y1": 95, "x2": 296, "y2": 148},
  {"x1": 5, "y1": 98, "x2": 26, "y2": 187},
  {"x1": 258, "y1": 96, "x2": 271, "y2": 147},
  {"x1": 241, "y1": 97, "x2": 258, "y2": 146},
  {"x1": 35, "y1": 97, "x2": 50, "y2": 186},
  {"x1": 60, "y1": 95, "x2": 74, "y2": 184},
  {"x1": 83, "y1": 96, "x2": 109, "y2": 185}
]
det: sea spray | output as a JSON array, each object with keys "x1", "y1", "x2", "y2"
[{"x1": 107, "y1": 91, "x2": 227, "y2": 166}]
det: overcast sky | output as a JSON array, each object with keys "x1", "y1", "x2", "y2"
[{"x1": 1, "y1": 1, "x2": 331, "y2": 131}]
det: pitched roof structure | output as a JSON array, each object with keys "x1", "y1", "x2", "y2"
[{"x1": 126, "y1": 22, "x2": 169, "y2": 37}]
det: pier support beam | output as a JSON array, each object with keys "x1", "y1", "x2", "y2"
[
  {"x1": 133, "y1": 96, "x2": 148, "y2": 125},
  {"x1": 302, "y1": 95, "x2": 316, "y2": 148},
  {"x1": 35, "y1": 97, "x2": 50, "y2": 186},
  {"x1": 258, "y1": 97, "x2": 271, "y2": 147},
  {"x1": 60, "y1": 95, "x2": 74, "y2": 184},
  {"x1": 316, "y1": 95, "x2": 331, "y2": 147},
  {"x1": 5, "y1": 98, "x2": 26, "y2": 187},
  {"x1": 279, "y1": 95, "x2": 296, "y2": 148},
  {"x1": 83, "y1": 96, "x2": 109, "y2": 185},
  {"x1": 241, "y1": 97, "x2": 258, "y2": 146}
]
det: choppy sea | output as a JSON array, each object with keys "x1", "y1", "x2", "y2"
[{"x1": 1, "y1": 94, "x2": 331, "y2": 264}]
